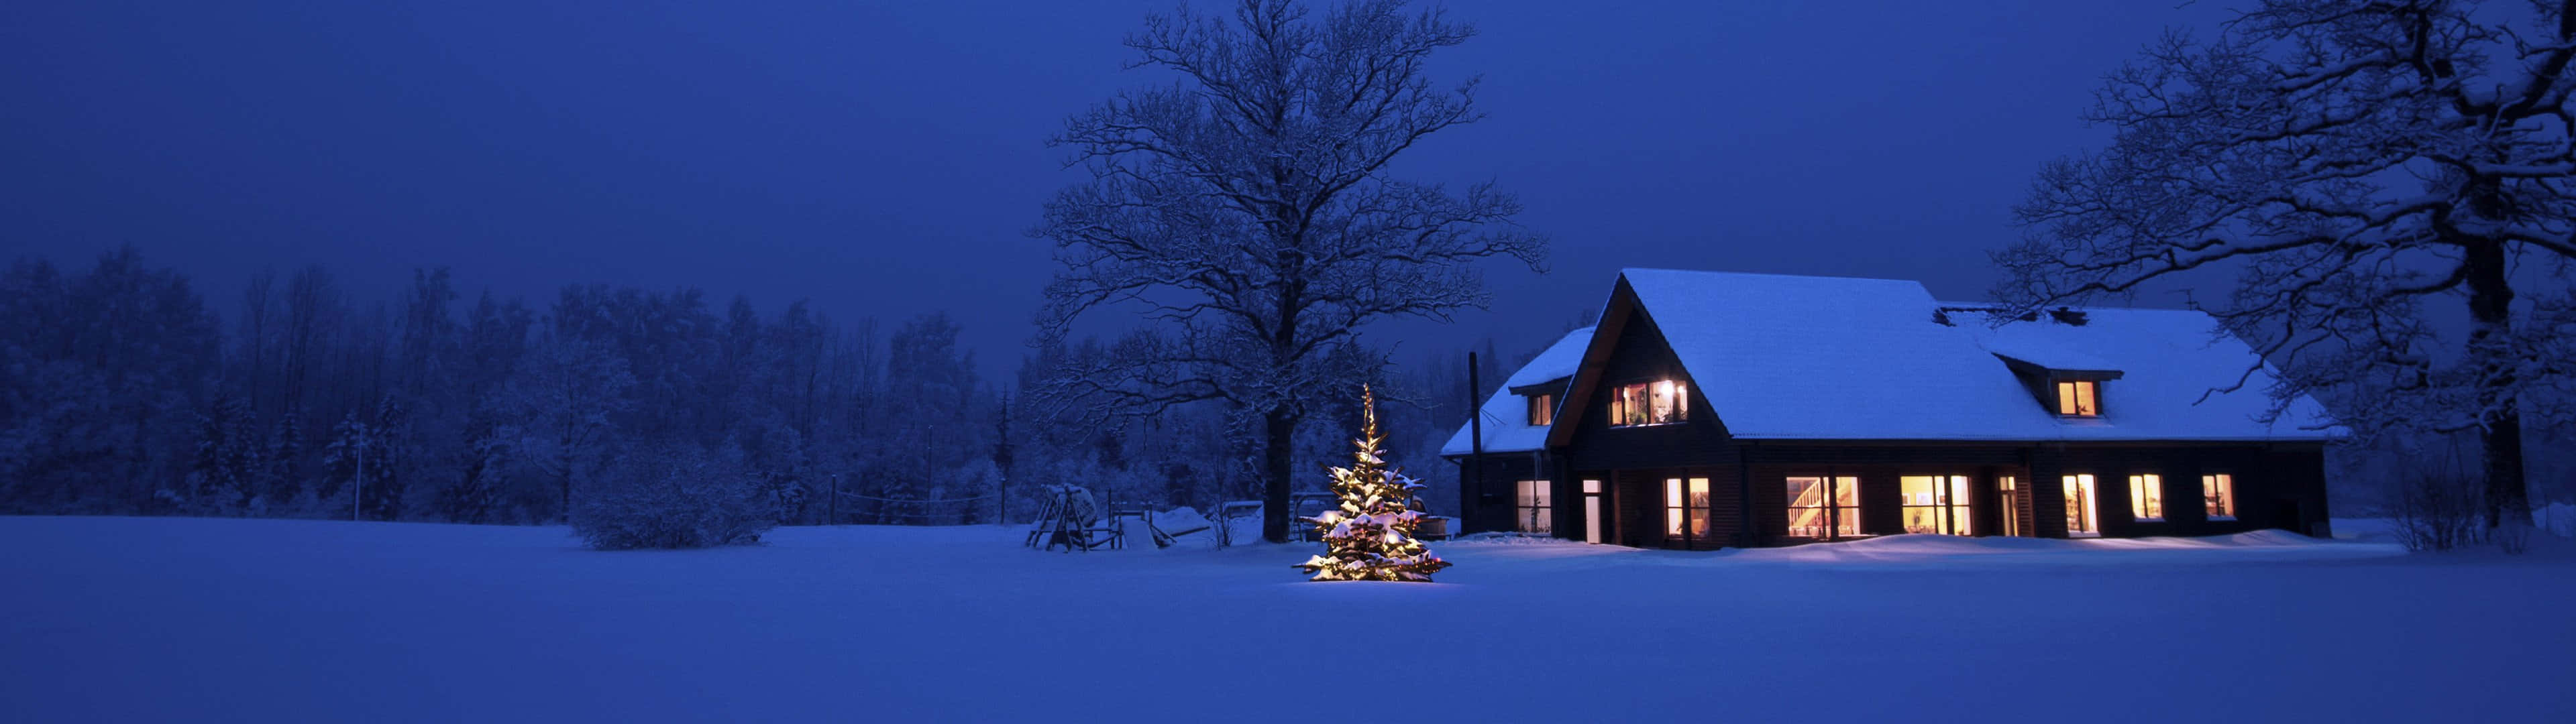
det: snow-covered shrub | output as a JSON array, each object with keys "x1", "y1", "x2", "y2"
[
  {"x1": 2387, "y1": 471, "x2": 2481, "y2": 552},
  {"x1": 572, "y1": 445, "x2": 776, "y2": 550},
  {"x1": 2494, "y1": 520, "x2": 2530, "y2": 556}
]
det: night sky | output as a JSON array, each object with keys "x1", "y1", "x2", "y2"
[{"x1": 0, "y1": 1, "x2": 2231, "y2": 379}]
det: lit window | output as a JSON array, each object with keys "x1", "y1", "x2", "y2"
[
  {"x1": 1610, "y1": 380, "x2": 1688, "y2": 427},
  {"x1": 2129, "y1": 474, "x2": 2163, "y2": 522},
  {"x1": 1664, "y1": 477, "x2": 1711, "y2": 542},
  {"x1": 2055, "y1": 381, "x2": 2099, "y2": 416},
  {"x1": 1514, "y1": 480, "x2": 1552, "y2": 534},
  {"x1": 1581, "y1": 479, "x2": 1603, "y2": 544},
  {"x1": 1526, "y1": 394, "x2": 1554, "y2": 427},
  {"x1": 1900, "y1": 475, "x2": 1973, "y2": 536},
  {"x1": 2202, "y1": 474, "x2": 2235, "y2": 521},
  {"x1": 2063, "y1": 474, "x2": 2100, "y2": 537},
  {"x1": 1998, "y1": 476, "x2": 2023, "y2": 536},
  {"x1": 1786, "y1": 475, "x2": 1860, "y2": 539}
]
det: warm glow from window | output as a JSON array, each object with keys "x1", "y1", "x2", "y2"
[
  {"x1": 1526, "y1": 394, "x2": 1554, "y2": 426},
  {"x1": 1786, "y1": 475, "x2": 1860, "y2": 538},
  {"x1": 2055, "y1": 381, "x2": 2099, "y2": 416},
  {"x1": 1581, "y1": 479, "x2": 1603, "y2": 544},
  {"x1": 2063, "y1": 474, "x2": 2100, "y2": 536},
  {"x1": 2202, "y1": 474, "x2": 2235, "y2": 520},
  {"x1": 1514, "y1": 479, "x2": 1552, "y2": 534},
  {"x1": 1610, "y1": 380, "x2": 1688, "y2": 426},
  {"x1": 1900, "y1": 475, "x2": 1973, "y2": 536},
  {"x1": 1664, "y1": 477, "x2": 1710, "y2": 540},
  {"x1": 2129, "y1": 474, "x2": 2163, "y2": 521},
  {"x1": 1998, "y1": 476, "x2": 2022, "y2": 537}
]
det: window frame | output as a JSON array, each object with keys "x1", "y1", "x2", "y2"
[
  {"x1": 2063, "y1": 473, "x2": 2101, "y2": 538},
  {"x1": 2128, "y1": 473, "x2": 2164, "y2": 522},
  {"x1": 1899, "y1": 474, "x2": 1974, "y2": 536},
  {"x1": 1785, "y1": 475, "x2": 1862, "y2": 540},
  {"x1": 1998, "y1": 475, "x2": 2023, "y2": 537},
  {"x1": 2054, "y1": 379, "x2": 2101, "y2": 417},
  {"x1": 1607, "y1": 379, "x2": 1690, "y2": 428},
  {"x1": 2200, "y1": 473, "x2": 2236, "y2": 522},
  {"x1": 1513, "y1": 479, "x2": 1552, "y2": 534},
  {"x1": 1526, "y1": 393, "x2": 1554, "y2": 427},
  {"x1": 1664, "y1": 477, "x2": 1711, "y2": 545}
]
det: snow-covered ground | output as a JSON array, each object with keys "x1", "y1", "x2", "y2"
[{"x1": 4, "y1": 518, "x2": 2570, "y2": 723}]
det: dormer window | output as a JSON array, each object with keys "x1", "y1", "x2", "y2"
[
  {"x1": 1609, "y1": 380, "x2": 1687, "y2": 427},
  {"x1": 2055, "y1": 380, "x2": 2100, "y2": 417},
  {"x1": 1526, "y1": 393, "x2": 1555, "y2": 426},
  {"x1": 1987, "y1": 351, "x2": 2119, "y2": 418}
]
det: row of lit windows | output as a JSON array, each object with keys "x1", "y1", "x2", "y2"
[
  {"x1": 1517, "y1": 472, "x2": 2240, "y2": 539},
  {"x1": 2063, "y1": 473, "x2": 2235, "y2": 535}
]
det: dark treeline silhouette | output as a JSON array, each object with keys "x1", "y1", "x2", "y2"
[{"x1": 0, "y1": 247, "x2": 1508, "y2": 526}]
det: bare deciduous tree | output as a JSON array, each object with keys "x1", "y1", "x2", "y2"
[
  {"x1": 2002, "y1": 0, "x2": 2576, "y2": 527},
  {"x1": 1033, "y1": 0, "x2": 1545, "y2": 542}
]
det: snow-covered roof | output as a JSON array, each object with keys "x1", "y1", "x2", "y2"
[
  {"x1": 1968, "y1": 328, "x2": 2125, "y2": 375},
  {"x1": 1606, "y1": 268, "x2": 2335, "y2": 442},
  {"x1": 1944, "y1": 304, "x2": 2340, "y2": 441},
  {"x1": 1440, "y1": 326, "x2": 1595, "y2": 457}
]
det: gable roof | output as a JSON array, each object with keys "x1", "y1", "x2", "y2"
[
  {"x1": 1550, "y1": 268, "x2": 2334, "y2": 442},
  {"x1": 1439, "y1": 326, "x2": 1595, "y2": 457}
]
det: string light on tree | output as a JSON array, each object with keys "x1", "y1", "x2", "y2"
[{"x1": 1294, "y1": 385, "x2": 1450, "y2": 583}]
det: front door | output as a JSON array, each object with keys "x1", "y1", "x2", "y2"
[{"x1": 1615, "y1": 475, "x2": 1656, "y2": 547}]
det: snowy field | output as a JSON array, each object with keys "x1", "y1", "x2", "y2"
[{"x1": 4, "y1": 518, "x2": 2571, "y2": 723}]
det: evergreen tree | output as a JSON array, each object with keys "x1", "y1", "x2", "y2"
[
  {"x1": 264, "y1": 413, "x2": 305, "y2": 511},
  {"x1": 1294, "y1": 386, "x2": 1448, "y2": 583},
  {"x1": 178, "y1": 396, "x2": 258, "y2": 514},
  {"x1": 437, "y1": 410, "x2": 506, "y2": 523},
  {"x1": 319, "y1": 411, "x2": 374, "y2": 519}
]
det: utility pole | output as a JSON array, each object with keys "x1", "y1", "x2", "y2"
[{"x1": 1464, "y1": 351, "x2": 1483, "y2": 525}]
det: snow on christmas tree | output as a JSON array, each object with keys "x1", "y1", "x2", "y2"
[{"x1": 1294, "y1": 385, "x2": 1450, "y2": 583}]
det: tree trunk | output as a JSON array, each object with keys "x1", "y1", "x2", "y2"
[
  {"x1": 1261, "y1": 406, "x2": 1295, "y2": 544},
  {"x1": 559, "y1": 465, "x2": 574, "y2": 524},
  {"x1": 2463, "y1": 238, "x2": 2532, "y2": 527}
]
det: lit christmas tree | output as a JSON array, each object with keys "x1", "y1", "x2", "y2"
[{"x1": 1295, "y1": 385, "x2": 1450, "y2": 583}]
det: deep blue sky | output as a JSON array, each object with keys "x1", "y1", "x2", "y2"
[{"x1": 1, "y1": 1, "x2": 2230, "y2": 379}]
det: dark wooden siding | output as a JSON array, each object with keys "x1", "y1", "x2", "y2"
[
  {"x1": 1559, "y1": 307, "x2": 1735, "y2": 471},
  {"x1": 1731, "y1": 441, "x2": 2330, "y2": 544},
  {"x1": 1450, "y1": 452, "x2": 1550, "y2": 536},
  {"x1": 1550, "y1": 299, "x2": 1743, "y2": 548},
  {"x1": 2053, "y1": 444, "x2": 2330, "y2": 538}
]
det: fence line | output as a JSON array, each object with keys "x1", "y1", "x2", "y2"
[{"x1": 833, "y1": 490, "x2": 994, "y2": 505}]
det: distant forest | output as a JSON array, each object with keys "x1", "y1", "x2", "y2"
[{"x1": 0, "y1": 247, "x2": 1549, "y2": 525}]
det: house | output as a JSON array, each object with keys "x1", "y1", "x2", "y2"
[{"x1": 1442, "y1": 268, "x2": 2337, "y2": 548}]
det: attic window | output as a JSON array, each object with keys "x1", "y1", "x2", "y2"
[
  {"x1": 1609, "y1": 380, "x2": 1687, "y2": 427},
  {"x1": 2055, "y1": 380, "x2": 2100, "y2": 417},
  {"x1": 1526, "y1": 394, "x2": 1555, "y2": 426}
]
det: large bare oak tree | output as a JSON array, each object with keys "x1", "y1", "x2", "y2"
[
  {"x1": 1034, "y1": 0, "x2": 1544, "y2": 542},
  {"x1": 2003, "y1": 0, "x2": 2576, "y2": 526}
]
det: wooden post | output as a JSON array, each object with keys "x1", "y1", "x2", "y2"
[{"x1": 1465, "y1": 351, "x2": 1483, "y2": 529}]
